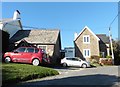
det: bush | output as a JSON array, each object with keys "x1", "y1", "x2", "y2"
[
  {"x1": 99, "y1": 58, "x2": 113, "y2": 65},
  {"x1": 106, "y1": 55, "x2": 112, "y2": 58},
  {"x1": 91, "y1": 59, "x2": 98, "y2": 64},
  {"x1": 90, "y1": 55, "x2": 101, "y2": 67},
  {"x1": 90, "y1": 55, "x2": 100, "y2": 63}
]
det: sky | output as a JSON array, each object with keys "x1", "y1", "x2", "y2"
[{"x1": 1, "y1": 2, "x2": 118, "y2": 49}]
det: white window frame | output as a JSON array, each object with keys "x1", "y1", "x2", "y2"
[
  {"x1": 83, "y1": 49, "x2": 91, "y2": 57},
  {"x1": 37, "y1": 45, "x2": 47, "y2": 53},
  {"x1": 83, "y1": 35, "x2": 90, "y2": 44}
]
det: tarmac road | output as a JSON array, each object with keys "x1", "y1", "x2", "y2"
[{"x1": 14, "y1": 66, "x2": 120, "y2": 87}]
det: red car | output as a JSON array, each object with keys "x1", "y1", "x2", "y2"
[{"x1": 4, "y1": 47, "x2": 48, "y2": 66}]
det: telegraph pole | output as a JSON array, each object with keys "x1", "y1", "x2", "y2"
[
  {"x1": 109, "y1": 11, "x2": 120, "y2": 64},
  {"x1": 109, "y1": 27, "x2": 114, "y2": 64}
]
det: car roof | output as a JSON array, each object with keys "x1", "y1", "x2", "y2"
[{"x1": 64, "y1": 57, "x2": 79, "y2": 58}]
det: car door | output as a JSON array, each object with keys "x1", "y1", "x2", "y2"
[
  {"x1": 21, "y1": 47, "x2": 35, "y2": 63},
  {"x1": 72, "y1": 58, "x2": 81, "y2": 67},
  {"x1": 66, "y1": 58, "x2": 74, "y2": 66},
  {"x1": 12, "y1": 47, "x2": 26, "y2": 62}
]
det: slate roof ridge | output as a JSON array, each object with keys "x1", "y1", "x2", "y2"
[{"x1": 10, "y1": 29, "x2": 60, "y2": 44}]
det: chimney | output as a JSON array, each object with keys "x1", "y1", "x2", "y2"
[
  {"x1": 13, "y1": 10, "x2": 21, "y2": 20},
  {"x1": 74, "y1": 32, "x2": 78, "y2": 40}
]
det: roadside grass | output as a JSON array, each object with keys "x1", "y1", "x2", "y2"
[{"x1": 2, "y1": 63, "x2": 59, "y2": 85}]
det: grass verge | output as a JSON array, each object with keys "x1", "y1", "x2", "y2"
[{"x1": 2, "y1": 63, "x2": 59, "y2": 86}]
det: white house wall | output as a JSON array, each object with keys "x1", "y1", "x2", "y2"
[
  {"x1": 0, "y1": 24, "x2": 3, "y2": 30},
  {"x1": 2, "y1": 20, "x2": 22, "y2": 38}
]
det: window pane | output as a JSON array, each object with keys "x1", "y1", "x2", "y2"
[
  {"x1": 85, "y1": 50, "x2": 86, "y2": 56},
  {"x1": 87, "y1": 37, "x2": 89, "y2": 42},
  {"x1": 84, "y1": 37, "x2": 86, "y2": 42},
  {"x1": 66, "y1": 58, "x2": 72, "y2": 60},
  {"x1": 87, "y1": 50, "x2": 89, "y2": 56},
  {"x1": 17, "y1": 48, "x2": 25, "y2": 52},
  {"x1": 27, "y1": 48, "x2": 34, "y2": 53}
]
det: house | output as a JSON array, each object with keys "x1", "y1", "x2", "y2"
[
  {"x1": 74, "y1": 26, "x2": 110, "y2": 62},
  {"x1": 64, "y1": 47, "x2": 75, "y2": 57},
  {"x1": 10, "y1": 29, "x2": 61, "y2": 64},
  {"x1": 0, "y1": 10, "x2": 22, "y2": 38}
]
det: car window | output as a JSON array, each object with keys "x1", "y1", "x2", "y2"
[
  {"x1": 16, "y1": 48, "x2": 26, "y2": 52},
  {"x1": 35, "y1": 49, "x2": 39, "y2": 53},
  {"x1": 26, "y1": 48, "x2": 34, "y2": 53},
  {"x1": 66, "y1": 58, "x2": 72, "y2": 60},
  {"x1": 72, "y1": 58, "x2": 79, "y2": 61}
]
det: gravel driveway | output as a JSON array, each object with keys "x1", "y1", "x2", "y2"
[{"x1": 14, "y1": 66, "x2": 120, "y2": 87}]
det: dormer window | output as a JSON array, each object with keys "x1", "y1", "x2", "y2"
[{"x1": 83, "y1": 35, "x2": 90, "y2": 44}]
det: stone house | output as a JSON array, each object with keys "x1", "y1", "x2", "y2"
[
  {"x1": 10, "y1": 29, "x2": 61, "y2": 64},
  {"x1": 74, "y1": 26, "x2": 110, "y2": 61}
]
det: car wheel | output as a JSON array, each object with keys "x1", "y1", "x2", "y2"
[
  {"x1": 32, "y1": 59, "x2": 40, "y2": 66},
  {"x1": 82, "y1": 63, "x2": 87, "y2": 68},
  {"x1": 5, "y1": 57, "x2": 11, "y2": 63},
  {"x1": 63, "y1": 63, "x2": 67, "y2": 67}
]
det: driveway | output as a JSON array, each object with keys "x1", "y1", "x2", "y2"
[{"x1": 15, "y1": 66, "x2": 120, "y2": 87}]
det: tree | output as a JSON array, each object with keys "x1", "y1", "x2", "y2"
[{"x1": 112, "y1": 40, "x2": 120, "y2": 65}]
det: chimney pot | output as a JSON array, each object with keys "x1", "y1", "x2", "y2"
[
  {"x1": 13, "y1": 10, "x2": 21, "y2": 20},
  {"x1": 74, "y1": 32, "x2": 78, "y2": 40}
]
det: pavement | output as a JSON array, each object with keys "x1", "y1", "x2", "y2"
[{"x1": 11, "y1": 66, "x2": 120, "y2": 87}]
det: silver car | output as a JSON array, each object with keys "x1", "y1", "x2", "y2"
[{"x1": 61, "y1": 57, "x2": 90, "y2": 68}]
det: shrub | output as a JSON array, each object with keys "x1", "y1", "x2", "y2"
[
  {"x1": 106, "y1": 55, "x2": 112, "y2": 58},
  {"x1": 90, "y1": 55, "x2": 100, "y2": 63},
  {"x1": 91, "y1": 59, "x2": 98, "y2": 64},
  {"x1": 99, "y1": 58, "x2": 113, "y2": 65}
]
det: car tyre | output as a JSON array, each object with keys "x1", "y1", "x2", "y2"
[
  {"x1": 63, "y1": 63, "x2": 67, "y2": 67},
  {"x1": 32, "y1": 59, "x2": 40, "y2": 66},
  {"x1": 82, "y1": 63, "x2": 87, "y2": 68},
  {"x1": 5, "y1": 57, "x2": 11, "y2": 63}
]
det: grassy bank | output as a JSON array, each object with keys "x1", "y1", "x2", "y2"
[{"x1": 2, "y1": 63, "x2": 59, "y2": 85}]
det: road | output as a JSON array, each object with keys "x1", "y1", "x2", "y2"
[{"x1": 14, "y1": 66, "x2": 120, "y2": 87}]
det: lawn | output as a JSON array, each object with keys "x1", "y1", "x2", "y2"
[{"x1": 2, "y1": 63, "x2": 59, "y2": 86}]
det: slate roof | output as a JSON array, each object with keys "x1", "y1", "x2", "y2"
[
  {"x1": 10, "y1": 29, "x2": 60, "y2": 44},
  {"x1": 96, "y1": 34, "x2": 109, "y2": 44}
]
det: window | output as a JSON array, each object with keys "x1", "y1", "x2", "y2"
[
  {"x1": 26, "y1": 48, "x2": 34, "y2": 53},
  {"x1": 83, "y1": 49, "x2": 90, "y2": 57},
  {"x1": 35, "y1": 49, "x2": 39, "y2": 53},
  {"x1": 66, "y1": 58, "x2": 72, "y2": 60},
  {"x1": 83, "y1": 35, "x2": 90, "y2": 43},
  {"x1": 16, "y1": 48, "x2": 26, "y2": 52},
  {"x1": 68, "y1": 50, "x2": 73, "y2": 53},
  {"x1": 38, "y1": 45, "x2": 47, "y2": 53},
  {"x1": 72, "y1": 58, "x2": 79, "y2": 61}
]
